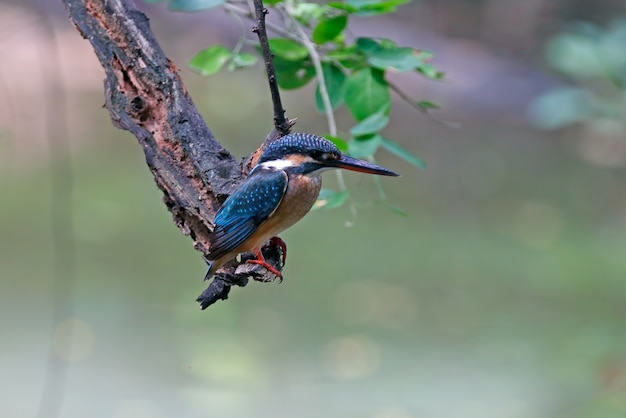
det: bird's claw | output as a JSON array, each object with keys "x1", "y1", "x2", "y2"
[
  {"x1": 247, "y1": 259, "x2": 283, "y2": 282},
  {"x1": 268, "y1": 236, "x2": 287, "y2": 266},
  {"x1": 247, "y1": 237, "x2": 287, "y2": 283}
]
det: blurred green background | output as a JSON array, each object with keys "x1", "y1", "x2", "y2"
[{"x1": 2, "y1": 1, "x2": 626, "y2": 417}]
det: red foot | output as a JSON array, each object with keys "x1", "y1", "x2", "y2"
[
  {"x1": 248, "y1": 248, "x2": 283, "y2": 281},
  {"x1": 268, "y1": 236, "x2": 287, "y2": 266}
]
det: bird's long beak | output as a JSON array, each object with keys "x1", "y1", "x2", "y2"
[{"x1": 330, "y1": 155, "x2": 400, "y2": 176}]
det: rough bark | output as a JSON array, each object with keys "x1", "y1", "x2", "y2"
[{"x1": 62, "y1": 0, "x2": 288, "y2": 307}]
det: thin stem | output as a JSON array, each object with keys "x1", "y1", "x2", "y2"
[
  {"x1": 284, "y1": 6, "x2": 357, "y2": 225},
  {"x1": 223, "y1": 3, "x2": 295, "y2": 39},
  {"x1": 388, "y1": 80, "x2": 461, "y2": 128},
  {"x1": 227, "y1": 7, "x2": 247, "y2": 56},
  {"x1": 372, "y1": 168, "x2": 388, "y2": 200},
  {"x1": 388, "y1": 80, "x2": 419, "y2": 108},
  {"x1": 252, "y1": 0, "x2": 289, "y2": 134},
  {"x1": 246, "y1": 0, "x2": 257, "y2": 18},
  {"x1": 291, "y1": 21, "x2": 336, "y2": 136}
]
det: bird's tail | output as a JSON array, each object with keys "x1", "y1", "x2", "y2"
[{"x1": 203, "y1": 261, "x2": 215, "y2": 281}]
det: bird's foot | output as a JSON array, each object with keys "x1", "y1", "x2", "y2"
[
  {"x1": 247, "y1": 259, "x2": 283, "y2": 282},
  {"x1": 247, "y1": 247, "x2": 283, "y2": 283},
  {"x1": 268, "y1": 236, "x2": 287, "y2": 266}
]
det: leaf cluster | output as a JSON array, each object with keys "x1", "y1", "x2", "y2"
[{"x1": 146, "y1": 0, "x2": 445, "y2": 211}]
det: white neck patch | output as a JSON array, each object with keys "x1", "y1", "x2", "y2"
[{"x1": 259, "y1": 159, "x2": 295, "y2": 170}]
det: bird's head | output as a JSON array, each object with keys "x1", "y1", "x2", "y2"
[{"x1": 257, "y1": 133, "x2": 399, "y2": 177}]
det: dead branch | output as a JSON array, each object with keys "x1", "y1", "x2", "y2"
[{"x1": 62, "y1": 0, "x2": 289, "y2": 307}]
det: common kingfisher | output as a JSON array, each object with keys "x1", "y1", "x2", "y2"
[{"x1": 204, "y1": 133, "x2": 399, "y2": 280}]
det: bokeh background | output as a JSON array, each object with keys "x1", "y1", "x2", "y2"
[{"x1": 2, "y1": 1, "x2": 626, "y2": 417}]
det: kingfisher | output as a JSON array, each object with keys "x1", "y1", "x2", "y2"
[{"x1": 204, "y1": 133, "x2": 399, "y2": 281}]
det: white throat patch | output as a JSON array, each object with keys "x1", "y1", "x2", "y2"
[{"x1": 259, "y1": 159, "x2": 296, "y2": 170}]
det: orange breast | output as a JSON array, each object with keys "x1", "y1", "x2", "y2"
[
  {"x1": 251, "y1": 173, "x2": 322, "y2": 246},
  {"x1": 208, "y1": 174, "x2": 322, "y2": 274}
]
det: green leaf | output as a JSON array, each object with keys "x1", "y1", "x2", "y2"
[
  {"x1": 292, "y1": 2, "x2": 326, "y2": 23},
  {"x1": 344, "y1": 68, "x2": 391, "y2": 121},
  {"x1": 326, "y1": 45, "x2": 359, "y2": 61},
  {"x1": 264, "y1": 0, "x2": 283, "y2": 4},
  {"x1": 326, "y1": 0, "x2": 410, "y2": 15},
  {"x1": 347, "y1": 0, "x2": 410, "y2": 16},
  {"x1": 268, "y1": 38, "x2": 309, "y2": 61},
  {"x1": 317, "y1": 188, "x2": 335, "y2": 200},
  {"x1": 368, "y1": 47, "x2": 425, "y2": 72},
  {"x1": 276, "y1": 67, "x2": 316, "y2": 89},
  {"x1": 168, "y1": 0, "x2": 225, "y2": 11},
  {"x1": 417, "y1": 100, "x2": 440, "y2": 110},
  {"x1": 319, "y1": 190, "x2": 351, "y2": 210},
  {"x1": 350, "y1": 105, "x2": 389, "y2": 135},
  {"x1": 377, "y1": 200, "x2": 408, "y2": 217},
  {"x1": 313, "y1": 189, "x2": 350, "y2": 210},
  {"x1": 189, "y1": 45, "x2": 231, "y2": 76},
  {"x1": 356, "y1": 37, "x2": 382, "y2": 54},
  {"x1": 416, "y1": 50, "x2": 434, "y2": 61},
  {"x1": 417, "y1": 64, "x2": 444, "y2": 80},
  {"x1": 348, "y1": 134, "x2": 383, "y2": 158},
  {"x1": 315, "y1": 63, "x2": 347, "y2": 112},
  {"x1": 227, "y1": 52, "x2": 257, "y2": 71},
  {"x1": 259, "y1": 44, "x2": 315, "y2": 88},
  {"x1": 328, "y1": 47, "x2": 367, "y2": 69},
  {"x1": 356, "y1": 39, "x2": 437, "y2": 73},
  {"x1": 312, "y1": 15, "x2": 348, "y2": 44},
  {"x1": 273, "y1": 56, "x2": 316, "y2": 89},
  {"x1": 323, "y1": 135, "x2": 349, "y2": 152},
  {"x1": 381, "y1": 137, "x2": 425, "y2": 169},
  {"x1": 379, "y1": 38, "x2": 398, "y2": 49},
  {"x1": 347, "y1": 0, "x2": 397, "y2": 7},
  {"x1": 326, "y1": 2, "x2": 358, "y2": 12}
]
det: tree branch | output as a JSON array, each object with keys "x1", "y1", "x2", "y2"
[
  {"x1": 252, "y1": 0, "x2": 290, "y2": 135},
  {"x1": 62, "y1": 0, "x2": 284, "y2": 308}
]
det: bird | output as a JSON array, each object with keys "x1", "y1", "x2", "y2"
[{"x1": 204, "y1": 132, "x2": 399, "y2": 281}]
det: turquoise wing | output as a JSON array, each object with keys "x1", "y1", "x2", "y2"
[{"x1": 208, "y1": 169, "x2": 288, "y2": 261}]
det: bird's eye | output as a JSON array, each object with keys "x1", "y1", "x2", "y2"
[
  {"x1": 311, "y1": 150, "x2": 339, "y2": 161},
  {"x1": 320, "y1": 152, "x2": 338, "y2": 160},
  {"x1": 310, "y1": 150, "x2": 323, "y2": 160}
]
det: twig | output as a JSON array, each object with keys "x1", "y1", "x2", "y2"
[
  {"x1": 292, "y1": 22, "x2": 336, "y2": 136},
  {"x1": 286, "y1": 8, "x2": 357, "y2": 225},
  {"x1": 252, "y1": 0, "x2": 290, "y2": 135},
  {"x1": 223, "y1": 3, "x2": 295, "y2": 40},
  {"x1": 387, "y1": 80, "x2": 422, "y2": 110},
  {"x1": 388, "y1": 80, "x2": 461, "y2": 128},
  {"x1": 226, "y1": 7, "x2": 247, "y2": 56}
]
